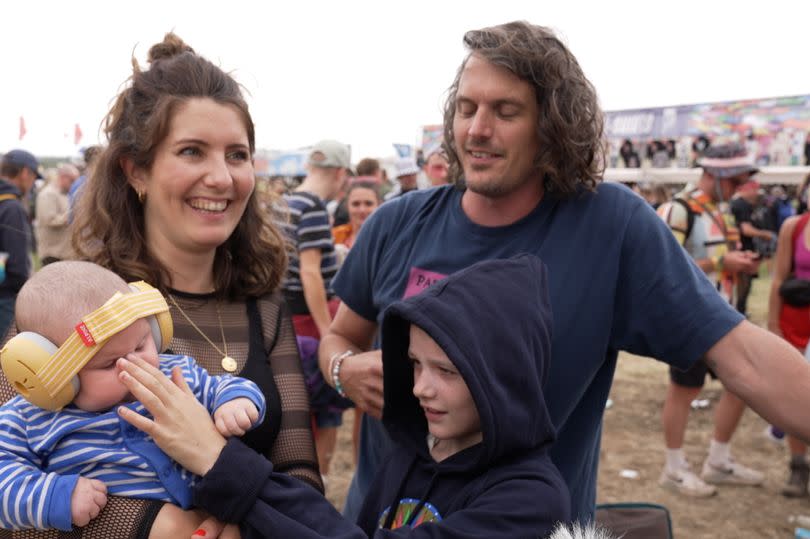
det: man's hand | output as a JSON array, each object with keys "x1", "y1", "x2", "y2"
[
  {"x1": 722, "y1": 250, "x2": 760, "y2": 274},
  {"x1": 71, "y1": 477, "x2": 107, "y2": 527},
  {"x1": 213, "y1": 397, "x2": 260, "y2": 437},
  {"x1": 339, "y1": 350, "x2": 384, "y2": 418}
]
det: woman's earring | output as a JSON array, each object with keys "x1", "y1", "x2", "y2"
[{"x1": 137, "y1": 189, "x2": 146, "y2": 204}]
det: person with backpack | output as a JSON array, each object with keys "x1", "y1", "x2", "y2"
[
  {"x1": 0, "y1": 149, "x2": 37, "y2": 338},
  {"x1": 768, "y1": 209, "x2": 810, "y2": 497},
  {"x1": 655, "y1": 143, "x2": 764, "y2": 497}
]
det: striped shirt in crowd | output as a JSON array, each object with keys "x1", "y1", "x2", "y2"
[
  {"x1": 0, "y1": 354, "x2": 265, "y2": 531},
  {"x1": 279, "y1": 191, "x2": 339, "y2": 315}
]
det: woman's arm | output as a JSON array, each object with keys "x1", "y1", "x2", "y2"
[
  {"x1": 195, "y1": 438, "x2": 364, "y2": 539},
  {"x1": 116, "y1": 357, "x2": 360, "y2": 538},
  {"x1": 261, "y1": 298, "x2": 322, "y2": 491}
]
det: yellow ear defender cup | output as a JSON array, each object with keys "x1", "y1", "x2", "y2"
[
  {"x1": 128, "y1": 281, "x2": 173, "y2": 353},
  {"x1": 1, "y1": 332, "x2": 79, "y2": 410},
  {"x1": 0, "y1": 281, "x2": 173, "y2": 411}
]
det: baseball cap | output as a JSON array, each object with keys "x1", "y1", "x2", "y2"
[
  {"x1": 308, "y1": 140, "x2": 351, "y2": 169},
  {"x1": 2, "y1": 149, "x2": 42, "y2": 178},
  {"x1": 697, "y1": 143, "x2": 758, "y2": 179},
  {"x1": 395, "y1": 158, "x2": 420, "y2": 178},
  {"x1": 423, "y1": 139, "x2": 445, "y2": 160}
]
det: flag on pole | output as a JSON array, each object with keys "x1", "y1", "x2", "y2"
[
  {"x1": 74, "y1": 123, "x2": 83, "y2": 145},
  {"x1": 18, "y1": 116, "x2": 26, "y2": 141}
]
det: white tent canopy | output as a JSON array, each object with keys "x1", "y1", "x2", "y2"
[{"x1": 604, "y1": 166, "x2": 810, "y2": 185}]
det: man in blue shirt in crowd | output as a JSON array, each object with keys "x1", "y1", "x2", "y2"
[{"x1": 319, "y1": 21, "x2": 810, "y2": 523}]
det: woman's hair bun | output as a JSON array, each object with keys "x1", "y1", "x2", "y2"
[{"x1": 147, "y1": 32, "x2": 195, "y2": 64}]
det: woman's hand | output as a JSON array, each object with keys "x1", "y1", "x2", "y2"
[{"x1": 117, "y1": 355, "x2": 226, "y2": 476}]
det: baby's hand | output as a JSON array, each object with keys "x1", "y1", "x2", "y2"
[
  {"x1": 71, "y1": 477, "x2": 107, "y2": 526},
  {"x1": 213, "y1": 397, "x2": 259, "y2": 437}
]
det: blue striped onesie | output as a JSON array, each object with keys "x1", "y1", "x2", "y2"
[{"x1": 0, "y1": 354, "x2": 266, "y2": 531}]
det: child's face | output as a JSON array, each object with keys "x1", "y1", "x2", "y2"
[
  {"x1": 409, "y1": 325, "x2": 482, "y2": 456},
  {"x1": 73, "y1": 319, "x2": 159, "y2": 412}
]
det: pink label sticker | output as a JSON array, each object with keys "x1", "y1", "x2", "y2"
[
  {"x1": 403, "y1": 267, "x2": 447, "y2": 299},
  {"x1": 75, "y1": 322, "x2": 96, "y2": 347}
]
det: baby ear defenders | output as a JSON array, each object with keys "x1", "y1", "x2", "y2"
[{"x1": 0, "y1": 281, "x2": 173, "y2": 411}]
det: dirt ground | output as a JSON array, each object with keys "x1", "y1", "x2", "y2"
[{"x1": 322, "y1": 275, "x2": 808, "y2": 538}]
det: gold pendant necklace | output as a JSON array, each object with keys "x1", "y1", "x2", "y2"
[{"x1": 168, "y1": 295, "x2": 237, "y2": 372}]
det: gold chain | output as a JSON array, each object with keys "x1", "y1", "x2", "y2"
[{"x1": 168, "y1": 295, "x2": 237, "y2": 372}]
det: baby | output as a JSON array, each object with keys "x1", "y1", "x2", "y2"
[{"x1": 0, "y1": 261, "x2": 264, "y2": 532}]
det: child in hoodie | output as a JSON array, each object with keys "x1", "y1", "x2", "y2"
[{"x1": 119, "y1": 254, "x2": 574, "y2": 538}]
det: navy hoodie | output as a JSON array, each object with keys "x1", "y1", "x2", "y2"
[
  {"x1": 192, "y1": 255, "x2": 569, "y2": 538},
  {"x1": 356, "y1": 254, "x2": 570, "y2": 537},
  {"x1": 0, "y1": 180, "x2": 31, "y2": 299}
]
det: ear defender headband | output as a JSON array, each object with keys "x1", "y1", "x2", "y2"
[{"x1": 0, "y1": 281, "x2": 173, "y2": 411}]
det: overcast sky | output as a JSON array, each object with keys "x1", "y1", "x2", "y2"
[{"x1": 2, "y1": 0, "x2": 808, "y2": 160}]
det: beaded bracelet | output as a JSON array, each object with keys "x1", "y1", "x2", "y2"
[{"x1": 329, "y1": 350, "x2": 354, "y2": 397}]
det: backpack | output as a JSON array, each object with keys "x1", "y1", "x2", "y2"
[{"x1": 662, "y1": 198, "x2": 696, "y2": 246}]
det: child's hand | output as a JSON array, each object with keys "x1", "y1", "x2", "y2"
[
  {"x1": 213, "y1": 397, "x2": 259, "y2": 437},
  {"x1": 71, "y1": 477, "x2": 107, "y2": 526}
]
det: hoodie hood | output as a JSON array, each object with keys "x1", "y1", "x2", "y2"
[
  {"x1": 381, "y1": 254, "x2": 555, "y2": 472},
  {"x1": 0, "y1": 179, "x2": 22, "y2": 198}
]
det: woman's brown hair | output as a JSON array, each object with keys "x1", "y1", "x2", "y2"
[
  {"x1": 72, "y1": 32, "x2": 287, "y2": 299},
  {"x1": 442, "y1": 21, "x2": 606, "y2": 197}
]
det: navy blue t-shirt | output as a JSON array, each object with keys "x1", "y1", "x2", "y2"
[{"x1": 333, "y1": 182, "x2": 743, "y2": 521}]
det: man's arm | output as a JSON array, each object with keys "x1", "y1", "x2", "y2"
[
  {"x1": 318, "y1": 302, "x2": 383, "y2": 418},
  {"x1": 298, "y1": 248, "x2": 332, "y2": 338},
  {"x1": 658, "y1": 200, "x2": 758, "y2": 275},
  {"x1": 739, "y1": 221, "x2": 775, "y2": 241},
  {"x1": 708, "y1": 319, "x2": 810, "y2": 443}
]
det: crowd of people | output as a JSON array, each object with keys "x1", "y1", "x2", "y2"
[
  {"x1": 1, "y1": 20, "x2": 810, "y2": 539},
  {"x1": 614, "y1": 131, "x2": 810, "y2": 170}
]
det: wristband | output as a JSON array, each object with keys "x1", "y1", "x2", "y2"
[
  {"x1": 711, "y1": 254, "x2": 724, "y2": 273},
  {"x1": 329, "y1": 350, "x2": 353, "y2": 397}
]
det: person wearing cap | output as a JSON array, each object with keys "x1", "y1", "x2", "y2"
[
  {"x1": 278, "y1": 139, "x2": 349, "y2": 484},
  {"x1": 0, "y1": 149, "x2": 38, "y2": 338},
  {"x1": 656, "y1": 142, "x2": 764, "y2": 498},
  {"x1": 35, "y1": 163, "x2": 79, "y2": 265},
  {"x1": 422, "y1": 143, "x2": 450, "y2": 187},
  {"x1": 384, "y1": 158, "x2": 420, "y2": 200},
  {"x1": 730, "y1": 179, "x2": 776, "y2": 316},
  {"x1": 68, "y1": 145, "x2": 104, "y2": 219}
]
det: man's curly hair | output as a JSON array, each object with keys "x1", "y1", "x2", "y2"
[{"x1": 442, "y1": 21, "x2": 606, "y2": 197}]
